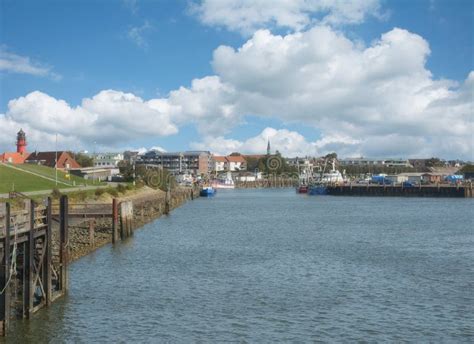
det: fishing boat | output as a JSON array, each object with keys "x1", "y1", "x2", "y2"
[
  {"x1": 308, "y1": 184, "x2": 327, "y2": 195},
  {"x1": 320, "y1": 159, "x2": 344, "y2": 184},
  {"x1": 212, "y1": 172, "x2": 235, "y2": 189},
  {"x1": 200, "y1": 186, "x2": 216, "y2": 197},
  {"x1": 297, "y1": 184, "x2": 309, "y2": 193}
]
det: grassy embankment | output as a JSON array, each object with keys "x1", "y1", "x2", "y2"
[
  {"x1": 0, "y1": 163, "x2": 105, "y2": 194},
  {"x1": 0, "y1": 164, "x2": 65, "y2": 193},
  {"x1": 12, "y1": 163, "x2": 101, "y2": 187}
]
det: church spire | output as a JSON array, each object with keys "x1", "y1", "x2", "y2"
[{"x1": 266, "y1": 139, "x2": 271, "y2": 155}]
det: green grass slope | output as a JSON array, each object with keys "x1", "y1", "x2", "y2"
[
  {"x1": 0, "y1": 164, "x2": 69, "y2": 193},
  {"x1": 16, "y1": 163, "x2": 92, "y2": 186}
]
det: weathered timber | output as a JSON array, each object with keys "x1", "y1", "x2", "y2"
[
  {"x1": 0, "y1": 203, "x2": 11, "y2": 336},
  {"x1": 45, "y1": 198, "x2": 52, "y2": 306},
  {"x1": 59, "y1": 195, "x2": 68, "y2": 294}
]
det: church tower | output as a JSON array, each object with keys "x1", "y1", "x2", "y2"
[
  {"x1": 267, "y1": 139, "x2": 271, "y2": 155},
  {"x1": 16, "y1": 128, "x2": 27, "y2": 154}
]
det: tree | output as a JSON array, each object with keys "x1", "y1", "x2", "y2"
[
  {"x1": 324, "y1": 152, "x2": 338, "y2": 160},
  {"x1": 425, "y1": 157, "x2": 444, "y2": 167},
  {"x1": 72, "y1": 152, "x2": 94, "y2": 167},
  {"x1": 245, "y1": 157, "x2": 259, "y2": 171},
  {"x1": 118, "y1": 160, "x2": 134, "y2": 181}
]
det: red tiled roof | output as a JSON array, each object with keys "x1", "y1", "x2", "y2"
[
  {"x1": 213, "y1": 156, "x2": 227, "y2": 162},
  {"x1": 0, "y1": 152, "x2": 30, "y2": 164},
  {"x1": 226, "y1": 155, "x2": 246, "y2": 163},
  {"x1": 25, "y1": 151, "x2": 81, "y2": 169}
]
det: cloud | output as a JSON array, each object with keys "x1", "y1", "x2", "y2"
[
  {"x1": 0, "y1": 90, "x2": 178, "y2": 152},
  {"x1": 0, "y1": 48, "x2": 62, "y2": 80},
  {"x1": 2, "y1": 26, "x2": 472, "y2": 160},
  {"x1": 206, "y1": 26, "x2": 471, "y2": 159},
  {"x1": 123, "y1": 0, "x2": 139, "y2": 15},
  {"x1": 127, "y1": 20, "x2": 152, "y2": 49},
  {"x1": 189, "y1": 0, "x2": 385, "y2": 35},
  {"x1": 191, "y1": 127, "x2": 319, "y2": 157}
]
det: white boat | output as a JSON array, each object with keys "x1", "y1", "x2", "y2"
[
  {"x1": 320, "y1": 160, "x2": 344, "y2": 184},
  {"x1": 212, "y1": 172, "x2": 235, "y2": 189}
]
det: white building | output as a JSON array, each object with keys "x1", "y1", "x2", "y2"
[
  {"x1": 92, "y1": 153, "x2": 124, "y2": 168},
  {"x1": 226, "y1": 156, "x2": 247, "y2": 171},
  {"x1": 385, "y1": 174, "x2": 409, "y2": 184},
  {"x1": 212, "y1": 155, "x2": 247, "y2": 172},
  {"x1": 213, "y1": 156, "x2": 227, "y2": 172},
  {"x1": 339, "y1": 157, "x2": 412, "y2": 168}
]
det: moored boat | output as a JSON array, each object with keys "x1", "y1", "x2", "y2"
[
  {"x1": 308, "y1": 185, "x2": 327, "y2": 195},
  {"x1": 200, "y1": 186, "x2": 216, "y2": 197},
  {"x1": 212, "y1": 172, "x2": 235, "y2": 189},
  {"x1": 297, "y1": 185, "x2": 309, "y2": 193}
]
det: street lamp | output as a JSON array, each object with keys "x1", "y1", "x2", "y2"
[
  {"x1": 55, "y1": 133, "x2": 58, "y2": 186},
  {"x1": 93, "y1": 141, "x2": 97, "y2": 184}
]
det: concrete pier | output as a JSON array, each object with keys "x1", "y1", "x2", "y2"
[{"x1": 326, "y1": 184, "x2": 473, "y2": 198}]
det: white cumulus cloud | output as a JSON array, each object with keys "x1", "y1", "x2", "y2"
[
  {"x1": 1, "y1": 25, "x2": 472, "y2": 160},
  {"x1": 0, "y1": 90, "x2": 178, "y2": 152},
  {"x1": 189, "y1": 0, "x2": 384, "y2": 35}
]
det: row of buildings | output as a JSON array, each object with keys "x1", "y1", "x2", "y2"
[{"x1": 1, "y1": 130, "x2": 470, "y2": 180}]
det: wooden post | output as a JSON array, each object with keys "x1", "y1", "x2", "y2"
[
  {"x1": 112, "y1": 199, "x2": 118, "y2": 243},
  {"x1": 25, "y1": 200, "x2": 35, "y2": 318},
  {"x1": 164, "y1": 187, "x2": 170, "y2": 215},
  {"x1": 89, "y1": 220, "x2": 95, "y2": 246},
  {"x1": 59, "y1": 195, "x2": 68, "y2": 295},
  {"x1": 45, "y1": 198, "x2": 52, "y2": 306},
  {"x1": 0, "y1": 203, "x2": 11, "y2": 336},
  {"x1": 128, "y1": 218, "x2": 133, "y2": 237}
]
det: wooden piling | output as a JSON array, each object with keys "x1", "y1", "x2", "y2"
[
  {"x1": 25, "y1": 200, "x2": 35, "y2": 318},
  {"x1": 0, "y1": 203, "x2": 11, "y2": 336},
  {"x1": 59, "y1": 195, "x2": 68, "y2": 294},
  {"x1": 112, "y1": 198, "x2": 118, "y2": 243},
  {"x1": 164, "y1": 188, "x2": 170, "y2": 215},
  {"x1": 89, "y1": 220, "x2": 95, "y2": 246},
  {"x1": 45, "y1": 198, "x2": 52, "y2": 306}
]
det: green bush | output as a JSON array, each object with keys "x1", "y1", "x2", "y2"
[
  {"x1": 75, "y1": 190, "x2": 88, "y2": 201},
  {"x1": 95, "y1": 188, "x2": 105, "y2": 197},
  {"x1": 117, "y1": 184, "x2": 127, "y2": 194},
  {"x1": 106, "y1": 188, "x2": 119, "y2": 197},
  {"x1": 51, "y1": 188, "x2": 62, "y2": 199}
]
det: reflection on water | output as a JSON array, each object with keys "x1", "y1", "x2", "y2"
[{"x1": 6, "y1": 189, "x2": 474, "y2": 342}]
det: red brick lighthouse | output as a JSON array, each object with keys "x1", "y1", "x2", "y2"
[{"x1": 16, "y1": 128, "x2": 27, "y2": 154}]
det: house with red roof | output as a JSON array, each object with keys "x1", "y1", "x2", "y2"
[
  {"x1": 0, "y1": 129, "x2": 30, "y2": 164},
  {"x1": 1, "y1": 129, "x2": 81, "y2": 170},
  {"x1": 25, "y1": 151, "x2": 81, "y2": 170},
  {"x1": 212, "y1": 155, "x2": 247, "y2": 172}
]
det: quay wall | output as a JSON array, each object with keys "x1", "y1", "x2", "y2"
[
  {"x1": 326, "y1": 184, "x2": 473, "y2": 198},
  {"x1": 66, "y1": 187, "x2": 198, "y2": 261},
  {"x1": 235, "y1": 178, "x2": 297, "y2": 189}
]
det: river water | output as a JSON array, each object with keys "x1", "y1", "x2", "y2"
[{"x1": 8, "y1": 189, "x2": 474, "y2": 342}]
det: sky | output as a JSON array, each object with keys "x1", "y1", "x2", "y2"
[{"x1": 0, "y1": 0, "x2": 472, "y2": 159}]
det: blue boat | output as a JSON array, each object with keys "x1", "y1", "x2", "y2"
[
  {"x1": 200, "y1": 186, "x2": 216, "y2": 197},
  {"x1": 308, "y1": 185, "x2": 327, "y2": 195}
]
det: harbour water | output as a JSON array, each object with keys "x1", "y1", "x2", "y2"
[{"x1": 8, "y1": 189, "x2": 474, "y2": 342}]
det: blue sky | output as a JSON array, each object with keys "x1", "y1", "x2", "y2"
[{"x1": 0, "y1": 0, "x2": 472, "y2": 159}]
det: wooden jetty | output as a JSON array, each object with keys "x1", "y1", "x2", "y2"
[
  {"x1": 326, "y1": 183, "x2": 473, "y2": 198},
  {"x1": 0, "y1": 197, "x2": 68, "y2": 336},
  {"x1": 0, "y1": 187, "x2": 194, "y2": 337},
  {"x1": 0, "y1": 195, "x2": 135, "y2": 336}
]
